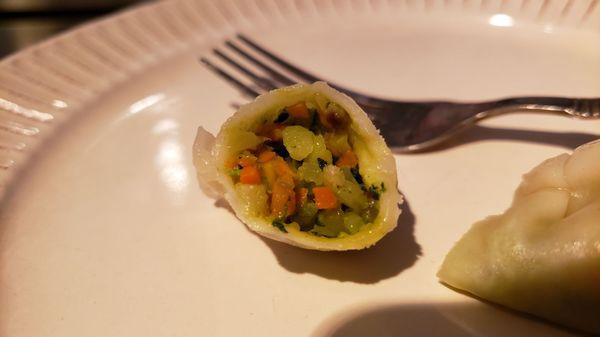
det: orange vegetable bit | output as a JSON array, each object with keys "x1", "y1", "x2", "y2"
[
  {"x1": 258, "y1": 150, "x2": 276, "y2": 163},
  {"x1": 336, "y1": 149, "x2": 358, "y2": 168},
  {"x1": 238, "y1": 156, "x2": 257, "y2": 168},
  {"x1": 287, "y1": 102, "x2": 310, "y2": 119},
  {"x1": 313, "y1": 187, "x2": 338, "y2": 209},
  {"x1": 239, "y1": 166, "x2": 261, "y2": 184},
  {"x1": 296, "y1": 187, "x2": 308, "y2": 206}
]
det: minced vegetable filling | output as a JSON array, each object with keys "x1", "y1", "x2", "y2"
[{"x1": 228, "y1": 94, "x2": 385, "y2": 238}]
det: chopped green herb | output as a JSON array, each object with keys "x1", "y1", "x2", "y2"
[
  {"x1": 368, "y1": 184, "x2": 384, "y2": 200},
  {"x1": 274, "y1": 110, "x2": 289, "y2": 124},
  {"x1": 350, "y1": 167, "x2": 364, "y2": 186},
  {"x1": 367, "y1": 183, "x2": 386, "y2": 200},
  {"x1": 229, "y1": 167, "x2": 241, "y2": 178},
  {"x1": 272, "y1": 220, "x2": 288, "y2": 233}
]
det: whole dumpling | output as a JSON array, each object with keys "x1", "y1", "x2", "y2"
[
  {"x1": 193, "y1": 82, "x2": 401, "y2": 251},
  {"x1": 438, "y1": 140, "x2": 600, "y2": 334}
]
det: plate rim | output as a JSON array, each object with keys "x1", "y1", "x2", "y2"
[
  {"x1": 0, "y1": 0, "x2": 598, "y2": 198},
  {"x1": 0, "y1": 1, "x2": 599, "y2": 336}
]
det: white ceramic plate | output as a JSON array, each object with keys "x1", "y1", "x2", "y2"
[{"x1": 1, "y1": 1, "x2": 599, "y2": 336}]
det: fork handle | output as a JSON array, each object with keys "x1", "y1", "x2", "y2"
[{"x1": 482, "y1": 97, "x2": 600, "y2": 119}]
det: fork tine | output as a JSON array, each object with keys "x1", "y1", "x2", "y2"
[
  {"x1": 199, "y1": 57, "x2": 261, "y2": 98},
  {"x1": 212, "y1": 48, "x2": 278, "y2": 91},
  {"x1": 236, "y1": 34, "x2": 388, "y2": 107},
  {"x1": 237, "y1": 34, "x2": 321, "y2": 83},
  {"x1": 225, "y1": 40, "x2": 296, "y2": 86}
]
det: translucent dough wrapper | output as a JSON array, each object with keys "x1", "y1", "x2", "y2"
[
  {"x1": 193, "y1": 82, "x2": 401, "y2": 251},
  {"x1": 438, "y1": 139, "x2": 600, "y2": 334}
]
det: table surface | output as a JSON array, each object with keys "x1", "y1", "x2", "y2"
[{"x1": 0, "y1": 0, "x2": 143, "y2": 58}]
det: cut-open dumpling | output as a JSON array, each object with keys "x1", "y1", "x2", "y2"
[
  {"x1": 193, "y1": 82, "x2": 401, "y2": 251},
  {"x1": 438, "y1": 140, "x2": 600, "y2": 334}
]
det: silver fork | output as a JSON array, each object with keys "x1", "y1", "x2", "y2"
[{"x1": 200, "y1": 34, "x2": 600, "y2": 153}]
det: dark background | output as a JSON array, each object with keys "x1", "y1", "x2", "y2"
[{"x1": 0, "y1": 0, "x2": 144, "y2": 58}]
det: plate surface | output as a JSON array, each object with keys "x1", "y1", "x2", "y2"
[{"x1": 1, "y1": 1, "x2": 599, "y2": 336}]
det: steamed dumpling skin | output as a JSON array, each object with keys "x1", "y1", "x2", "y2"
[
  {"x1": 193, "y1": 82, "x2": 401, "y2": 251},
  {"x1": 438, "y1": 140, "x2": 600, "y2": 334}
]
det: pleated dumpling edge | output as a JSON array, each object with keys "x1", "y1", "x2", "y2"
[{"x1": 438, "y1": 139, "x2": 600, "y2": 334}]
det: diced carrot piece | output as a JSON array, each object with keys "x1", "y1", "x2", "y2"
[
  {"x1": 313, "y1": 187, "x2": 338, "y2": 209},
  {"x1": 239, "y1": 166, "x2": 261, "y2": 184},
  {"x1": 336, "y1": 149, "x2": 358, "y2": 168},
  {"x1": 258, "y1": 150, "x2": 276, "y2": 163},
  {"x1": 287, "y1": 102, "x2": 310, "y2": 119},
  {"x1": 297, "y1": 187, "x2": 308, "y2": 206},
  {"x1": 238, "y1": 156, "x2": 257, "y2": 168}
]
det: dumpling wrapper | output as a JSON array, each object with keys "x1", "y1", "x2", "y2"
[
  {"x1": 438, "y1": 139, "x2": 600, "y2": 334},
  {"x1": 193, "y1": 82, "x2": 401, "y2": 251}
]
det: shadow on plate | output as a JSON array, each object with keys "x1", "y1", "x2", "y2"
[
  {"x1": 258, "y1": 195, "x2": 421, "y2": 284},
  {"x1": 312, "y1": 301, "x2": 588, "y2": 337},
  {"x1": 410, "y1": 125, "x2": 598, "y2": 153}
]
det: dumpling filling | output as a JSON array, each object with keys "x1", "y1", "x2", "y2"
[
  {"x1": 194, "y1": 82, "x2": 400, "y2": 250},
  {"x1": 227, "y1": 97, "x2": 384, "y2": 238}
]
